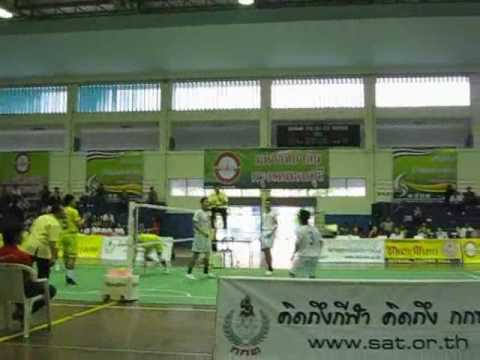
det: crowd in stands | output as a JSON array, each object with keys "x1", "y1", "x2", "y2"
[{"x1": 0, "y1": 184, "x2": 161, "y2": 237}]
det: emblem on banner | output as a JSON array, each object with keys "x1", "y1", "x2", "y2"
[
  {"x1": 214, "y1": 152, "x2": 241, "y2": 184},
  {"x1": 443, "y1": 240, "x2": 459, "y2": 258},
  {"x1": 223, "y1": 295, "x2": 270, "y2": 356}
]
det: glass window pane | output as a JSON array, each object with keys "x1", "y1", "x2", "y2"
[
  {"x1": 328, "y1": 178, "x2": 348, "y2": 197},
  {"x1": 241, "y1": 189, "x2": 261, "y2": 197},
  {"x1": 347, "y1": 178, "x2": 366, "y2": 197},
  {"x1": 0, "y1": 86, "x2": 67, "y2": 114},
  {"x1": 376, "y1": 76, "x2": 470, "y2": 107},
  {"x1": 224, "y1": 189, "x2": 242, "y2": 197},
  {"x1": 271, "y1": 78, "x2": 364, "y2": 109},
  {"x1": 270, "y1": 189, "x2": 308, "y2": 197},
  {"x1": 308, "y1": 189, "x2": 328, "y2": 197},
  {"x1": 169, "y1": 179, "x2": 186, "y2": 196},
  {"x1": 77, "y1": 83, "x2": 161, "y2": 112},
  {"x1": 187, "y1": 178, "x2": 205, "y2": 197},
  {"x1": 173, "y1": 80, "x2": 261, "y2": 111}
]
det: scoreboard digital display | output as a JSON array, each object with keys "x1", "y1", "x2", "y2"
[{"x1": 277, "y1": 124, "x2": 361, "y2": 147}]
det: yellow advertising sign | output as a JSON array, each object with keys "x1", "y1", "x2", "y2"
[
  {"x1": 58, "y1": 235, "x2": 103, "y2": 259},
  {"x1": 385, "y1": 239, "x2": 461, "y2": 262},
  {"x1": 461, "y1": 239, "x2": 480, "y2": 264}
]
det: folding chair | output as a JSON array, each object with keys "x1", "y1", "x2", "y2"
[{"x1": 0, "y1": 263, "x2": 52, "y2": 338}]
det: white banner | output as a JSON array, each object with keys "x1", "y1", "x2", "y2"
[
  {"x1": 319, "y1": 238, "x2": 385, "y2": 263},
  {"x1": 215, "y1": 277, "x2": 480, "y2": 360}
]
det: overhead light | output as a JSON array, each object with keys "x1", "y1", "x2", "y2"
[
  {"x1": 0, "y1": 7, "x2": 14, "y2": 19},
  {"x1": 238, "y1": 0, "x2": 254, "y2": 6}
]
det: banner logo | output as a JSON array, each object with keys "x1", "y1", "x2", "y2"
[
  {"x1": 223, "y1": 295, "x2": 270, "y2": 356},
  {"x1": 463, "y1": 241, "x2": 478, "y2": 257},
  {"x1": 214, "y1": 152, "x2": 241, "y2": 184},
  {"x1": 15, "y1": 153, "x2": 31, "y2": 174}
]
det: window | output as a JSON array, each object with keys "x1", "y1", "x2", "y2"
[
  {"x1": 172, "y1": 80, "x2": 260, "y2": 111},
  {"x1": 376, "y1": 76, "x2": 470, "y2": 107},
  {"x1": 271, "y1": 78, "x2": 364, "y2": 109},
  {"x1": 269, "y1": 178, "x2": 366, "y2": 197},
  {"x1": 376, "y1": 118, "x2": 472, "y2": 148},
  {"x1": 77, "y1": 83, "x2": 161, "y2": 112},
  {"x1": 171, "y1": 121, "x2": 259, "y2": 150},
  {"x1": 0, "y1": 86, "x2": 67, "y2": 114},
  {"x1": 169, "y1": 178, "x2": 261, "y2": 197}
]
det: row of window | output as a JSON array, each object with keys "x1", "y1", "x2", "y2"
[
  {"x1": 0, "y1": 76, "x2": 470, "y2": 114},
  {"x1": 169, "y1": 178, "x2": 366, "y2": 197}
]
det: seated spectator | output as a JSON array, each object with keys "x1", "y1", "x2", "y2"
[
  {"x1": 435, "y1": 227, "x2": 449, "y2": 240},
  {"x1": 40, "y1": 185, "x2": 51, "y2": 206},
  {"x1": 417, "y1": 222, "x2": 433, "y2": 238},
  {"x1": 380, "y1": 217, "x2": 395, "y2": 236},
  {"x1": 0, "y1": 221, "x2": 56, "y2": 321},
  {"x1": 389, "y1": 227, "x2": 404, "y2": 240},
  {"x1": 450, "y1": 191, "x2": 465, "y2": 214},
  {"x1": 413, "y1": 206, "x2": 423, "y2": 225},
  {"x1": 351, "y1": 224, "x2": 361, "y2": 237},
  {"x1": 463, "y1": 187, "x2": 478, "y2": 207},
  {"x1": 444, "y1": 184, "x2": 455, "y2": 205},
  {"x1": 147, "y1": 186, "x2": 159, "y2": 204},
  {"x1": 368, "y1": 225, "x2": 379, "y2": 238}
]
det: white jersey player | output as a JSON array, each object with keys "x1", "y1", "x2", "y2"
[
  {"x1": 289, "y1": 209, "x2": 323, "y2": 279},
  {"x1": 261, "y1": 199, "x2": 277, "y2": 276},
  {"x1": 186, "y1": 197, "x2": 215, "y2": 280}
]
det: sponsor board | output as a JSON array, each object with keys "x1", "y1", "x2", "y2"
[
  {"x1": 215, "y1": 277, "x2": 480, "y2": 360},
  {"x1": 385, "y1": 239, "x2": 461, "y2": 262},
  {"x1": 320, "y1": 238, "x2": 385, "y2": 263}
]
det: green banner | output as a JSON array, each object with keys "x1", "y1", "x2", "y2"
[
  {"x1": 0, "y1": 152, "x2": 49, "y2": 197},
  {"x1": 393, "y1": 148, "x2": 457, "y2": 200},
  {"x1": 86, "y1": 152, "x2": 143, "y2": 195},
  {"x1": 204, "y1": 149, "x2": 329, "y2": 189}
]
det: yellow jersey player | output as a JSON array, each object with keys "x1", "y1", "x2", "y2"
[{"x1": 61, "y1": 194, "x2": 84, "y2": 285}]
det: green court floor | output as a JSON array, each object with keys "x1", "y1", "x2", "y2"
[{"x1": 50, "y1": 263, "x2": 480, "y2": 306}]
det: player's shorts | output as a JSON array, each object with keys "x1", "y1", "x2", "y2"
[
  {"x1": 138, "y1": 234, "x2": 163, "y2": 253},
  {"x1": 261, "y1": 231, "x2": 275, "y2": 250},
  {"x1": 290, "y1": 256, "x2": 319, "y2": 278},
  {"x1": 60, "y1": 233, "x2": 78, "y2": 257},
  {"x1": 192, "y1": 236, "x2": 211, "y2": 254}
]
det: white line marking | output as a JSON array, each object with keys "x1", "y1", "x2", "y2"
[
  {"x1": 463, "y1": 272, "x2": 480, "y2": 280},
  {"x1": 1, "y1": 343, "x2": 212, "y2": 358}
]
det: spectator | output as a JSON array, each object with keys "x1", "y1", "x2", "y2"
[
  {"x1": 0, "y1": 221, "x2": 56, "y2": 321},
  {"x1": 413, "y1": 206, "x2": 423, "y2": 225},
  {"x1": 94, "y1": 184, "x2": 107, "y2": 215},
  {"x1": 444, "y1": 184, "x2": 455, "y2": 205},
  {"x1": 417, "y1": 222, "x2": 433, "y2": 238},
  {"x1": 40, "y1": 185, "x2": 51, "y2": 206},
  {"x1": 463, "y1": 187, "x2": 477, "y2": 207},
  {"x1": 368, "y1": 225, "x2": 379, "y2": 238},
  {"x1": 450, "y1": 191, "x2": 464, "y2": 214},
  {"x1": 351, "y1": 224, "x2": 361, "y2": 237},
  {"x1": 389, "y1": 227, "x2": 404, "y2": 240},
  {"x1": 435, "y1": 227, "x2": 448, "y2": 240},
  {"x1": 147, "y1": 186, "x2": 158, "y2": 204},
  {"x1": 380, "y1": 217, "x2": 395, "y2": 236},
  {"x1": 52, "y1": 187, "x2": 62, "y2": 203},
  {"x1": 208, "y1": 185, "x2": 228, "y2": 229}
]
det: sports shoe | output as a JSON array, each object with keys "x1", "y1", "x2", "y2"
[
  {"x1": 265, "y1": 271, "x2": 273, "y2": 276},
  {"x1": 66, "y1": 276, "x2": 78, "y2": 286},
  {"x1": 163, "y1": 267, "x2": 170, "y2": 274},
  {"x1": 185, "y1": 273, "x2": 196, "y2": 280},
  {"x1": 206, "y1": 273, "x2": 216, "y2": 279}
]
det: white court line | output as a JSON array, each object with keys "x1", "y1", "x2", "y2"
[
  {"x1": 463, "y1": 272, "x2": 480, "y2": 280},
  {"x1": 2, "y1": 343, "x2": 211, "y2": 358},
  {"x1": 52, "y1": 303, "x2": 216, "y2": 312}
]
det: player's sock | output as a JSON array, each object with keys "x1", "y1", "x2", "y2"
[
  {"x1": 187, "y1": 267, "x2": 193, "y2": 274},
  {"x1": 203, "y1": 264, "x2": 209, "y2": 274}
]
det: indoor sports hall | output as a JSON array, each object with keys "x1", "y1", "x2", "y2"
[{"x1": 1, "y1": 1, "x2": 480, "y2": 360}]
